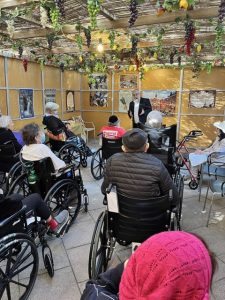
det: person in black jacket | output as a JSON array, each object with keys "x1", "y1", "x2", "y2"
[
  {"x1": 128, "y1": 90, "x2": 152, "y2": 128},
  {"x1": 0, "y1": 115, "x2": 22, "y2": 172},
  {"x1": 101, "y1": 128, "x2": 178, "y2": 206}
]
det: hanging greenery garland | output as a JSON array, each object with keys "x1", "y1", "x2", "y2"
[
  {"x1": 50, "y1": 6, "x2": 61, "y2": 31},
  {"x1": 215, "y1": 0, "x2": 225, "y2": 55},
  {"x1": 108, "y1": 31, "x2": 116, "y2": 50}
]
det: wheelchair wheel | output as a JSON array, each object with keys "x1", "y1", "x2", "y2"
[
  {"x1": 83, "y1": 193, "x2": 89, "y2": 213},
  {"x1": 5, "y1": 162, "x2": 23, "y2": 191},
  {"x1": 44, "y1": 179, "x2": 81, "y2": 228},
  {"x1": 7, "y1": 173, "x2": 30, "y2": 197},
  {"x1": 189, "y1": 180, "x2": 198, "y2": 190},
  {"x1": 91, "y1": 149, "x2": 104, "y2": 180},
  {"x1": 0, "y1": 233, "x2": 39, "y2": 300},
  {"x1": 81, "y1": 156, "x2": 88, "y2": 168},
  {"x1": 42, "y1": 245, "x2": 54, "y2": 278},
  {"x1": 58, "y1": 144, "x2": 81, "y2": 168},
  {"x1": 88, "y1": 211, "x2": 112, "y2": 279}
]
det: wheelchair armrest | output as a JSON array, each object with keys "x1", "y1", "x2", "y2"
[
  {"x1": 57, "y1": 163, "x2": 74, "y2": 174},
  {"x1": 0, "y1": 205, "x2": 27, "y2": 228}
]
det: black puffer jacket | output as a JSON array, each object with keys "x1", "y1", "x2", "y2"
[{"x1": 101, "y1": 152, "x2": 178, "y2": 206}]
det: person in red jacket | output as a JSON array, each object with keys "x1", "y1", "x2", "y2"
[{"x1": 99, "y1": 115, "x2": 126, "y2": 140}]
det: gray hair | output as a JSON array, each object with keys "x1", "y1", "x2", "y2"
[
  {"x1": 0, "y1": 115, "x2": 12, "y2": 128},
  {"x1": 45, "y1": 102, "x2": 59, "y2": 113}
]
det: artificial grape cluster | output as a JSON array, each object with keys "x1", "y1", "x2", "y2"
[
  {"x1": 47, "y1": 34, "x2": 55, "y2": 50},
  {"x1": 84, "y1": 27, "x2": 91, "y2": 48},
  {"x1": 177, "y1": 56, "x2": 181, "y2": 66},
  {"x1": 18, "y1": 46, "x2": 23, "y2": 58},
  {"x1": 218, "y1": 0, "x2": 225, "y2": 23},
  {"x1": 169, "y1": 52, "x2": 175, "y2": 64},
  {"x1": 87, "y1": 0, "x2": 101, "y2": 29},
  {"x1": 50, "y1": 7, "x2": 61, "y2": 31},
  {"x1": 55, "y1": 0, "x2": 65, "y2": 18},
  {"x1": 129, "y1": 0, "x2": 138, "y2": 27},
  {"x1": 184, "y1": 20, "x2": 195, "y2": 56},
  {"x1": 59, "y1": 62, "x2": 64, "y2": 72},
  {"x1": 131, "y1": 35, "x2": 139, "y2": 55}
]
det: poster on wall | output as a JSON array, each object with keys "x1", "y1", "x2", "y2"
[
  {"x1": 120, "y1": 74, "x2": 138, "y2": 89},
  {"x1": 119, "y1": 90, "x2": 133, "y2": 112},
  {"x1": 189, "y1": 90, "x2": 216, "y2": 108},
  {"x1": 142, "y1": 90, "x2": 177, "y2": 115},
  {"x1": 66, "y1": 90, "x2": 75, "y2": 111},
  {"x1": 19, "y1": 89, "x2": 34, "y2": 119},
  {"x1": 89, "y1": 74, "x2": 108, "y2": 107},
  {"x1": 44, "y1": 89, "x2": 56, "y2": 104}
]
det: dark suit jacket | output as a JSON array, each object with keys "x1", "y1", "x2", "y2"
[{"x1": 128, "y1": 97, "x2": 152, "y2": 127}]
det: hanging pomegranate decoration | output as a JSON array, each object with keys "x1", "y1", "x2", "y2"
[
  {"x1": 22, "y1": 59, "x2": 28, "y2": 72},
  {"x1": 184, "y1": 19, "x2": 195, "y2": 56}
]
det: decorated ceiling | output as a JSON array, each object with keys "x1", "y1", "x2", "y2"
[{"x1": 0, "y1": 0, "x2": 224, "y2": 79}]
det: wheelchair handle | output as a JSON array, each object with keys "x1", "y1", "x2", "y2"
[
  {"x1": 106, "y1": 183, "x2": 113, "y2": 194},
  {"x1": 0, "y1": 205, "x2": 27, "y2": 228},
  {"x1": 57, "y1": 163, "x2": 74, "y2": 174}
]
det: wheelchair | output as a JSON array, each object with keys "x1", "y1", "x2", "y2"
[
  {"x1": 88, "y1": 185, "x2": 182, "y2": 280},
  {"x1": 7, "y1": 157, "x2": 83, "y2": 230},
  {"x1": 91, "y1": 137, "x2": 123, "y2": 180},
  {"x1": 0, "y1": 200, "x2": 55, "y2": 299}
]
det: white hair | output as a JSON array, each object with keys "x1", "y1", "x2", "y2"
[
  {"x1": 146, "y1": 110, "x2": 163, "y2": 129},
  {"x1": 45, "y1": 102, "x2": 59, "y2": 113},
  {"x1": 0, "y1": 115, "x2": 12, "y2": 128}
]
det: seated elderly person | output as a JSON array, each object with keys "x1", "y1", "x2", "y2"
[
  {"x1": 21, "y1": 123, "x2": 65, "y2": 172},
  {"x1": 99, "y1": 115, "x2": 126, "y2": 140},
  {"x1": 0, "y1": 115, "x2": 22, "y2": 172},
  {"x1": 101, "y1": 128, "x2": 179, "y2": 206}
]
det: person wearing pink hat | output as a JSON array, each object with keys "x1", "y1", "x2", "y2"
[{"x1": 81, "y1": 231, "x2": 216, "y2": 300}]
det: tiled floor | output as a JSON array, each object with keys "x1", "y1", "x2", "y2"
[{"x1": 8, "y1": 139, "x2": 225, "y2": 299}]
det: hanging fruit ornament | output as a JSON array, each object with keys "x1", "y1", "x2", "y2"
[
  {"x1": 196, "y1": 44, "x2": 202, "y2": 53},
  {"x1": 22, "y1": 59, "x2": 28, "y2": 72},
  {"x1": 184, "y1": 19, "x2": 195, "y2": 56},
  {"x1": 153, "y1": 52, "x2": 158, "y2": 59},
  {"x1": 177, "y1": 56, "x2": 181, "y2": 66},
  {"x1": 6, "y1": 19, "x2": 15, "y2": 38},
  {"x1": 59, "y1": 62, "x2": 64, "y2": 72},
  {"x1": 84, "y1": 27, "x2": 91, "y2": 48},
  {"x1": 156, "y1": 5, "x2": 165, "y2": 16},
  {"x1": 87, "y1": 0, "x2": 102, "y2": 29},
  {"x1": 129, "y1": 0, "x2": 138, "y2": 27},
  {"x1": 179, "y1": 0, "x2": 189, "y2": 9},
  {"x1": 55, "y1": 0, "x2": 65, "y2": 18},
  {"x1": 18, "y1": 45, "x2": 23, "y2": 58},
  {"x1": 131, "y1": 35, "x2": 139, "y2": 56},
  {"x1": 40, "y1": 5, "x2": 48, "y2": 28},
  {"x1": 79, "y1": 55, "x2": 83, "y2": 63}
]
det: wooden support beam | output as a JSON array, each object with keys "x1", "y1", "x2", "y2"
[
  {"x1": 12, "y1": 7, "x2": 219, "y2": 39},
  {"x1": 0, "y1": 0, "x2": 39, "y2": 9},
  {"x1": 99, "y1": 5, "x2": 118, "y2": 21},
  {"x1": 51, "y1": 33, "x2": 222, "y2": 54}
]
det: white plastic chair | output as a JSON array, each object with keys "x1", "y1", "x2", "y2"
[{"x1": 73, "y1": 116, "x2": 95, "y2": 143}]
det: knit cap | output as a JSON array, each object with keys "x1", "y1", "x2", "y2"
[
  {"x1": 119, "y1": 231, "x2": 212, "y2": 300},
  {"x1": 122, "y1": 129, "x2": 147, "y2": 150}
]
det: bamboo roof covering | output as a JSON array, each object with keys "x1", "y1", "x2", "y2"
[{"x1": 0, "y1": 0, "x2": 224, "y2": 74}]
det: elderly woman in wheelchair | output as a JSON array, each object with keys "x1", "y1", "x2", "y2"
[{"x1": 0, "y1": 192, "x2": 69, "y2": 299}]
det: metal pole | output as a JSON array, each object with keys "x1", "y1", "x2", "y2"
[
  {"x1": 177, "y1": 68, "x2": 184, "y2": 141},
  {"x1": 4, "y1": 57, "x2": 10, "y2": 115},
  {"x1": 41, "y1": 69, "x2": 45, "y2": 115},
  {"x1": 111, "y1": 71, "x2": 115, "y2": 114},
  {"x1": 60, "y1": 70, "x2": 63, "y2": 119}
]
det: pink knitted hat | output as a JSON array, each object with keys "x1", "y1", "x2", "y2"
[{"x1": 119, "y1": 231, "x2": 212, "y2": 300}]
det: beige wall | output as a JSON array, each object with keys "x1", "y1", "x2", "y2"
[{"x1": 0, "y1": 56, "x2": 81, "y2": 130}]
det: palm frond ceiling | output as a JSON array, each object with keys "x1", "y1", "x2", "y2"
[{"x1": 0, "y1": 0, "x2": 224, "y2": 78}]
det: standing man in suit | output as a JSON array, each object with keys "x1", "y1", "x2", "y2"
[{"x1": 128, "y1": 90, "x2": 152, "y2": 128}]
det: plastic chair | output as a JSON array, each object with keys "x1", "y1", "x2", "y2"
[
  {"x1": 73, "y1": 116, "x2": 95, "y2": 142},
  {"x1": 202, "y1": 161, "x2": 225, "y2": 226}
]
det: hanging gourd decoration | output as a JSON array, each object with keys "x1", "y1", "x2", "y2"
[
  {"x1": 196, "y1": 44, "x2": 202, "y2": 53},
  {"x1": 179, "y1": 0, "x2": 189, "y2": 9},
  {"x1": 22, "y1": 59, "x2": 28, "y2": 72},
  {"x1": 153, "y1": 52, "x2": 158, "y2": 59}
]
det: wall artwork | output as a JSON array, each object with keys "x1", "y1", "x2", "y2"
[
  {"x1": 119, "y1": 90, "x2": 133, "y2": 112},
  {"x1": 189, "y1": 90, "x2": 216, "y2": 108},
  {"x1": 44, "y1": 89, "x2": 56, "y2": 104},
  {"x1": 120, "y1": 74, "x2": 138, "y2": 89},
  {"x1": 89, "y1": 74, "x2": 108, "y2": 107},
  {"x1": 19, "y1": 89, "x2": 34, "y2": 119},
  {"x1": 66, "y1": 90, "x2": 75, "y2": 111},
  {"x1": 142, "y1": 90, "x2": 177, "y2": 115}
]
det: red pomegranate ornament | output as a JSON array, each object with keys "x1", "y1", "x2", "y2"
[{"x1": 22, "y1": 59, "x2": 28, "y2": 72}]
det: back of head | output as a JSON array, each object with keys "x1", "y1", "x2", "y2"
[
  {"x1": 119, "y1": 231, "x2": 213, "y2": 300},
  {"x1": 122, "y1": 128, "x2": 147, "y2": 152},
  {"x1": 146, "y1": 110, "x2": 163, "y2": 129},
  {"x1": 45, "y1": 102, "x2": 59, "y2": 114},
  {"x1": 0, "y1": 115, "x2": 12, "y2": 129},
  {"x1": 108, "y1": 115, "x2": 119, "y2": 126},
  {"x1": 22, "y1": 123, "x2": 39, "y2": 145}
]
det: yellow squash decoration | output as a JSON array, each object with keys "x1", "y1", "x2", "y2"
[
  {"x1": 196, "y1": 44, "x2": 202, "y2": 53},
  {"x1": 179, "y1": 0, "x2": 189, "y2": 9},
  {"x1": 153, "y1": 52, "x2": 158, "y2": 59}
]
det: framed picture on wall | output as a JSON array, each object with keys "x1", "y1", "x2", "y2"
[
  {"x1": 19, "y1": 89, "x2": 34, "y2": 119},
  {"x1": 44, "y1": 89, "x2": 56, "y2": 104},
  {"x1": 119, "y1": 90, "x2": 133, "y2": 112},
  {"x1": 89, "y1": 74, "x2": 108, "y2": 107},
  {"x1": 142, "y1": 90, "x2": 177, "y2": 115},
  {"x1": 189, "y1": 90, "x2": 216, "y2": 108},
  {"x1": 120, "y1": 74, "x2": 138, "y2": 89},
  {"x1": 66, "y1": 90, "x2": 75, "y2": 111}
]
